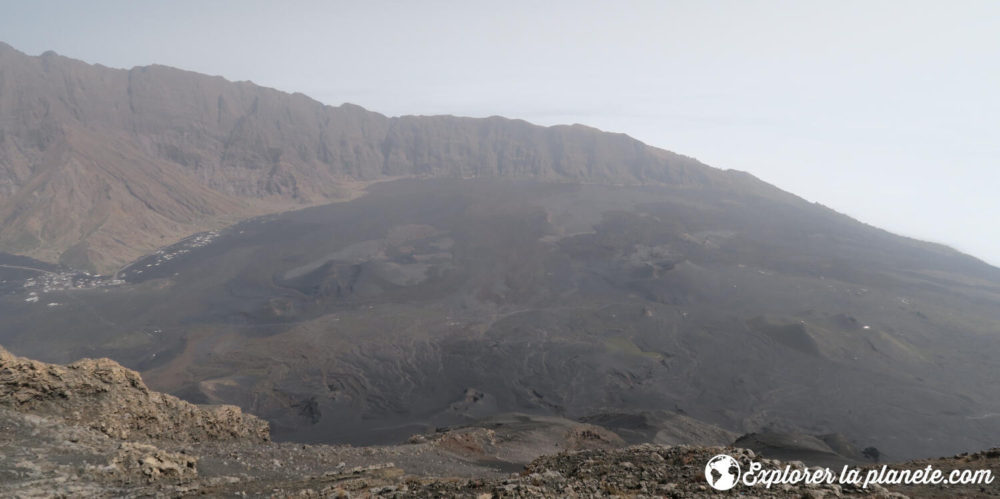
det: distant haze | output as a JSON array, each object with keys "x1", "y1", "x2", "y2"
[{"x1": 3, "y1": 0, "x2": 998, "y2": 265}]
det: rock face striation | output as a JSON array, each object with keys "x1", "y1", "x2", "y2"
[
  {"x1": 0, "y1": 344, "x2": 268, "y2": 442},
  {"x1": 0, "y1": 41, "x2": 733, "y2": 273}
]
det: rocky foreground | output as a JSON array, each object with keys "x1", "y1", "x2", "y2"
[{"x1": 2, "y1": 346, "x2": 999, "y2": 498}]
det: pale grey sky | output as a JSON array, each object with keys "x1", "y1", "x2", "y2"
[{"x1": 3, "y1": 1, "x2": 998, "y2": 264}]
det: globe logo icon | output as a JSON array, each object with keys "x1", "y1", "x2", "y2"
[{"x1": 705, "y1": 454, "x2": 741, "y2": 491}]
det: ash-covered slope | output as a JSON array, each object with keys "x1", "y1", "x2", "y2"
[
  {"x1": 0, "y1": 41, "x2": 730, "y2": 273},
  {"x1": 3, "y1": 178, "x2": 999, "y2": 462}
]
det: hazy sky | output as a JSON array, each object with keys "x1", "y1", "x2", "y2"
[{"x1": 3, "y1": 1, "x2": 999, "y2": 264}]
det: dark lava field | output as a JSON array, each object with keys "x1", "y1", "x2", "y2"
[{"x1": 3, "y1": 178, "x2": 1000, "y2": 460}]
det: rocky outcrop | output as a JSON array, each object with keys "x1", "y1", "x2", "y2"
[
  {"x1": 106, "y1": 442, "x2": 199, "y2": 483},
  {"x1": 0, "y1": 345, "x2": 269, "y2": 443},
  {"x1": 402, "y1": 444, "x2": 911, "y2": 498}
]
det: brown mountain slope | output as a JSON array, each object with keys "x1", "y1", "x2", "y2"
[{"x1": 0, "y1": 41, "x2": 741, "y2": 272}]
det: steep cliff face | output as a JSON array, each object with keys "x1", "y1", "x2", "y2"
[{"x1": 0, "y1": 42, "x2": 730, "y2": 272}]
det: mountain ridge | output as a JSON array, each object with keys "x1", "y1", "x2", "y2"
[
  {"x1": 3, "y1": 41, "x2": 1000, "y2": 464},
  {"x1": 0, "y1": 41, "x2": 769, "y2": 273}
]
